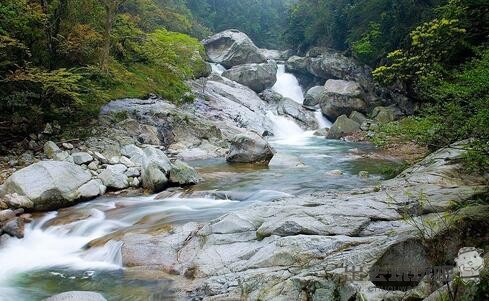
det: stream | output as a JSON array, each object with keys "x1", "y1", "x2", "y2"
[{"x1": 0, "y1": 65, "x2": 399, "y2": 301}]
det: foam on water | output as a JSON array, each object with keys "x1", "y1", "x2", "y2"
[{"x1": 272, "y1": 65, "x2": 304, "y2": 103}]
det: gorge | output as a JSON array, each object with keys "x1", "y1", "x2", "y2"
[{"x1": 0, "y1": 21, "x2": 487, "y2": 301}]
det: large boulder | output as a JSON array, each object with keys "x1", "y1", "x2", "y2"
[
  {"x1": 285, "y1": 56, "x2": 309, "y2": 74},
  {"x1": 222, "y1": 61, "x2": 278, "y2": 93},
  {"x1": 226, "y1": 132, "x2": 275, "y2": 164},
  {"x1": 326, "y1": 115, "x2": 361, "y2": 139},
  {"x1": 203, "y1": 29, "x2": 266, "y2": 68},
  {"x1": 319, "y1": 79, "x2": 367, "y2": 121},
  {"x1": 169, "y1": 160, "x2": 202, "y2": 186},
  {"x1": 98, "y1": 164, "x2": 129, "y2": 190},
  {"x1": 43, "y1": 291, "x2": 107, "y2": 301},
  {"x1": 277, "y1": 98, "x2": 318, "y2": 129},
  {"x1": 303, "y1": 86, "x2": 324, "y2": 107},
  {"x1": 2, "y1": 161, "x2": 95, "y2": 210},
  {"x1": 141, "y1": 146, "x2": 172, "y2": 192},
  {"x1": 372, "y1": 106, "x2": 402, "y2": 123}
]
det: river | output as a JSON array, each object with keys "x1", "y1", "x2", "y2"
[{"x1": 0, "y1": 64, "x2": 398, "y2": 301}]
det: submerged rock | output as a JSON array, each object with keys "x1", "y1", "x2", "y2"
[
  {"x1": 203, "y1": 29, "x2": 266, "y2": 68},
  {"x1": 226, "y1": 132, "x2": 275, "y2": 164},
  {"x1": 222, "y1": 61, "x2": 278, "y2": 93},
  {"x1": 326, "y1": 115, "x2": 361, "y2": 139},
  {"x1": 3, "y1": 161, "x2": 94, "y2": 210},
  {"x1": 43, "y1": 291, "x2": 107, "y2": 301}
]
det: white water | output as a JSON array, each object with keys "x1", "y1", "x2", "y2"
[
  {"x1": 210, "y1": 63, "x2": 226, "y2": 75},
  {"x1": 272, "y1": 65, "x2": 304, "y2": 103},
  {"x1": 272, "y1": 64, "x2": 331, "y2": 130},
  {"x1": 0, "y1": 196, "x2": 236, "y2": 300}
]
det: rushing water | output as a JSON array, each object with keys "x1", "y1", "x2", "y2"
[
  {"x1": 210, "y1": 63, "x2": 226, "y2": 75},
  {"x1": 0, "y1": 62, "x2": 398, "y2": 301}
]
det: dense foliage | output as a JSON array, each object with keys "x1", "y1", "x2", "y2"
[
  {"x1": 0, "y1": 0, "x2": 207, "y2": 136},
  {"x1": 285, "y1": 0, "x2": 443, "y2": 64},
  {"x1": 186, "y1": 0, "x2": 295, "y2": 49}
]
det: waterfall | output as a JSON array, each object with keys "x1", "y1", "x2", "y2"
[
  {"x1": 266, "y1": 111, "x2": 304, "y2": 139},
  {"x1": 272, "y1": 65, "x2": 304, "y2": 103},
  {"x1": 210, "y1": 63, "x2": 226, "y2": 75},
  {"x1": 315, "y1": 110, "x2": 333, "y2": 129}
]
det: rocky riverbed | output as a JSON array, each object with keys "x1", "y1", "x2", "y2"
[{"x1": 0, "y1": 30, "x2": 487, "y2": 301}]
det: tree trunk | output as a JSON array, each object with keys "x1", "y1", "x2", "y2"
[{"x1": 100, "y1": 2, "x2": 115, "y2": 72}]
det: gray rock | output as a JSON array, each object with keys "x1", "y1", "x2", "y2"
[
  {"x1": 313, "y1": 128, "x2": 330, "y2": 137},
  {"x1": 78, "y1": 179, "x2": 106, "y2": 199},
  {"x1": 121, "y1": 145, "x2": 145, "y2": 166},
  {"x1": 62, "y1": 143, "x2": 74, "y2": 150},
  {"x1": 320, "y1": 80, "x2": 367, "y2": 121},
  {"x1": 4, "y1": 193, "x2": 34, "y2": 209},
  {"x1": 303, "y1": 86, "x2": 324, "y2": 107},
  {"x1": 93, "y1": 151, "x2": 109, "y2": 164},
  {"x1": 276, "y1": 98, "x2": 318, "y2": 129},
  {"x1": 0, "y1": 209, "x2": 16, "y2": 223},
  {"x1": 119, "y1": 156, "x2": 135, "y2": 167},
  {"x1": 44, "y1": 141, "x2": 60, "y2": 159},
  {"x1": 285, "y1": 56, "x2": 309, "y2": 74},
  {"x1": 169, "y1": 160, "x2": 202, "y2": 186},
  {"x1": 3, "y1": 161, "x2": 91, "y2": 210},
  {"x1": 372, "y1": 106, "x2": 401, "y2": 123},
  {"x1": 98, "y1": 164, "x2": 128, "y2": 190},
  {"x1": 53, "y1": 151, "x2": 72, "y2": 162},
  {"x1": 129, "y1": 177, "x2": 140, "y2": 188},
  {"x1": 349, "y1": 111, "x2": 368, "y2": 124},
  {"x1": 326, "y1": 115, "x2": 361, "y2": 139},
  {"x1": 72, "y1": 152, "x2": 93, "y2": 165},
  {"x1": 258, "y1": 89, "x2": 284, "y2": 103},
  {"x1": 226, "y1": 132, "x2": 275, "y2": 164},
  {"x1": 43, "y1": 291, "x2": 107, "y2": 301},
  {"x1": 141, "y1": 146, "x2": 172, "y2": 192},
  {"x1": 222, "y1": 61, "x2": 278, "y2": 93},
  {"x1": 125, "y1": 167, "x2": 141, "y2": 178},
  {"x1": 203, "y1": 29, "x2": 266, "y2": 68},
  {"x1": 3, "y1": 217, "x2": 25, "y2": 238},
  {"x1": 87, "y1": 161, "x2": 99, "y2": 171}
]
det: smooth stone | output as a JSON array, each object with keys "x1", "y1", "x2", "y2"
[
  {"x1": 72, "y1": 152, "x2": 93, "y2": 165},
  {"x1": 169, "y1": 160, "x2": 202, "y2": 186},
  {"x1": 42, "y1": 291, "x2": 107, "y2": 301},
  {"x1": 44, "y1": 141, "x2": 60, "y2": 159},
  {"x1": 4, "y1": 193, "x2": 34, "y2": 209},
  {"x1": 226, "y1": 132, "x2": 275, "y2": 164},
  {"x1": 326, "y1": 115, "x2": 360, "y2": 139},
  {"x1": 98, "y1": 164, "x2": 129, "y2": 190},
  {"x1": 3, "y1": 161, "x2": 92, "y2": 210}
]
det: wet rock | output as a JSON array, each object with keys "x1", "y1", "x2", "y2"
[
  {"x1": 3, "y1": 161, "x2": 92, "y2": 210},
  {"x1": 320, "y1": 80, "x2": 367, "y2": 121},
  {"x1": 169, "y1": 160, "x2": 202, "y2": 186},
  {"x1": 44, "y1": 141, "x2": 60, "y2": 159},
  {"x1": 325, "y1": 169, "x2": 343, "y2": 176},
  {"x1": 222, "y1": 61, "x2": 278, "y2": 93},
  {"x1": 313, "y1": 128, "x2": 330, "y2": 137},
  {"x1": 4, "y1": 193, "x2": 34, "y2": 209},
  {"x1": 43, "y1": 291, "x2": 107, "y2": 301},
  {"x1": 326, "y1": 115, "x2": 361, "y2": 139},
  {"x1": 141, "y1": 146, "x2": 172, "y2": 192},
  {"x1": 277, "y1": 98, "x2": 318, "y2": 129},
  {"x1": 98, "y1": 164, "x2": 128, "y2": 190},
  {"x1": 226, "y1": 132, "x2": 275, "y2": 164},
  {"x1": 269, "y1": 153, "x2": 305, "y2": 168},
  {"x1": 0, "y1": 209, "x2": 16, "y2": 223},
  {"x1": 78, "y1": 179, "x2": 106, "y2": 199},
  {"x1": 303, "y1": 86, "x2": 323, "y2": 106},
  {"x1": 203, "y1": 29, "x2": 266, "y2": 68},
  {"x1": 3, "y1": 217, "x2": 25, "y2": 238},
  {"x1": 359, "y1": 171, "x2": 369, "y2": 178},
  {"x1": 72, "y1": 152, "x2": 93, "y2": 165},
  {"x1": 258, "y1": 89, "x2": 284, "y2": 103}
]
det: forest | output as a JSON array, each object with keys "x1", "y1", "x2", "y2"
[{"x1": 1, "y1": 0, "x2": 487, "y2": 169}]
